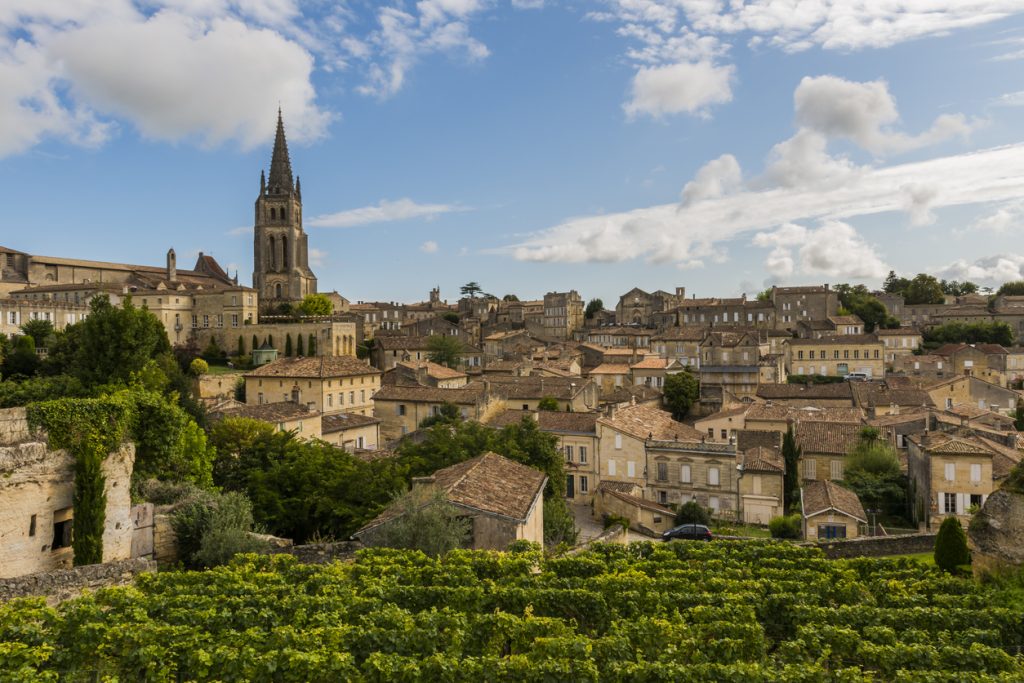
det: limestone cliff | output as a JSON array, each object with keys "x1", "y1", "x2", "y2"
[{"x1": 968, "y1": 488, "x2": 1024, "y2": 576}]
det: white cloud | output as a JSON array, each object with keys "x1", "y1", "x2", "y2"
[
  {"x1": 757, "y1": 129, "x2": 858, "y2": 189},
  {"x1": 308, "y1": 198, "x2": 466, "y2": 228},
  {"x1": 308, "y1": 247, "x2": 327, "y2": 267},
  {"x1": 420, "y1": 240, "x2": 439, "y2": 253},
  {"x1": 900, "y1": 183, "x2": 939, "y2": 226},
  {"x1": 624, "y1": 60, "x2": 734, "y2": 118},
  {"x1": 507, "y1": 143, "x2": 1024, "y2": 267},
  {"x1": 938, "y1": 254, "x2": 1024, "y2": 285},
  {"x1": 752, "y1": 221, "x2": 889, "y2": 280},
  {"x1": 794, "y1": 75, "x2": 977, "y2": 156},
  {"x1": 992, "y1": 89, "x2": 1024, "y2": 107},
  {"x1": 227, "y1": 225, "x2": 253, "y2": 236},
  {"x1": 681, "y1": 154, "x2": 742, "y2": 205},
  {"x1": 963, "y1": 200, "x2": 1024, "y2": 234},
  {"x1": 511, "y1": 0, "x2": 545, "y2": 9}
]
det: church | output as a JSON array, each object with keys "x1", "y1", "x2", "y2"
[{"x1": 0, "y1": 112, "x2": 356, "y2": 356}]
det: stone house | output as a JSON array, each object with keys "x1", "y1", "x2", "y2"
[
  {"x1": 770, "y1": 285, "x2": 839, "y2": 331},
  {"x1": 585, "y1": 326, "x2": 653, "y2": 349},
  {"x1": 483, "y1": 329, "x2": 536, "y2": 359},
  {"x1": 372, "y1": 334, "x2": 482, "y2": 372},
  {"x1": 594, "y1": 482, "x2": 675, "y2": 535},
  {"x1": 649, "y1": 326, "x2": 704, "y2": 367},
  {"x1": 629, "y1": 357, "x2": 682, "y2": 389},
  {"x1": 372, "y1": 383, "x2": 490, "y2": 441},
  {"x1": 483, "y1": 375, "x2": 599, "y2": 413},
  {"x1": 907, "y1": 432, "x2": 1007, "y2": 530},
  {"x1": 925, "y1": 375, "x2": 1018, "y2": 415},
  {"x1": 876, "y1": 328, "x2": 923, "y2": 370},
  {"x1": 737, "y1": 446, "x2": 785, "y2": 525},
  {"x1": 801, "y1": 480, "x2": 866, "y2": 541},
  {"x1": 795, "y1": 421, "x2": 868, "y2": 483},
  {"x1": 355, "y1": 452, "x2": 546, "y2": 550},
  {"x1": 384, "y1": 360, "x2": 469, "y2": 389},
  {"x1": 244, "y1": 356, "x2": 381, "y2": 417},
  {"x1": 542, "y1": 291, "x2": 584, "y2": 340},
  {"x1": 694, "y1": 405, "x2": 750, "y2": 443},
  {"x1": 320, "y1": 412, "x2": 381, "y2": 451},
  {"x1": 615, "y1": 287, "x2": 686, "y2": 327},
  {"x1": 893, "y1": 353, "x2": 949, "y2": 379},
  {"x1": 786, "y1": 334, "x2": 884, "y2": 378},
  {"x1": 795, "y1": 315, "x2": 865, "y2": 339},
  {"x1": 756, "y1": 382, "x2": 856, "y2": 408},
  {"x1": 588, "y1": 363, "x2": 632, "y2": 393},
  {"x1": 646, "y1": 439, "x2": 740, "y2": 516},
  {"x1": 932, "y1": 344, "x2": 1010, "y2": 386},
  {"x1": 0, "y1": 408, "x2": 134, "y2": 579},
  {"x1": 207, "y1": 401, "x2": 322, "y2": 439},
  {"x1": 699, "y1": 331, "x2": 763, "y2": 400}
]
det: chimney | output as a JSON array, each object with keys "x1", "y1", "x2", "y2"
[{"x1": 166, "y1": 248, "x2": 177, "y2": 282}]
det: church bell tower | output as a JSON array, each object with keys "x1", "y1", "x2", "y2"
[{"x1": 253, "y1": 109, "x2": 317, "y2": 306}]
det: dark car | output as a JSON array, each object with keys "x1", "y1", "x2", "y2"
[{"x1": 662, "y1": 524, "x2": 713, "y2": 541}]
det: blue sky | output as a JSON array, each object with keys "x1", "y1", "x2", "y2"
[{"x1": 4, "y1": 2, "x2": 1024, "y2": 306}]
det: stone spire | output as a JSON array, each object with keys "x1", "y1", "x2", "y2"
[{"x1": 267, "y1": 108, "x2": 294, "y2": 195}]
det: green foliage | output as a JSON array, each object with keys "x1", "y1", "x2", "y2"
[
  {"x1": 189, "y1": 358, "x2": 209, "y2": 376},
  {"x1": 603, "y1": 514, "x2": 630, "y2": 531},
  {"x1": 252, "y1": 334, "x2": 259, "y2": 352},
  {"x1": 537, "y1": 396, "x2": 560, "y2": 411},
  {"x1": 129, "y1": 389, "x2": 214, "y2": 487},
  {"x1": 1015, "y1": 400, "x2": 1024, "y2": 433},
  {"x1": 19, "y1": 318, "x2": 55, "y2": 347},
  {"x1": 45, "y1": 296, "x2": 171, "y2": 386},
  {"x1": 172, "y1": 490, "x2": 266, "y2": 569},
  {"x1": 833, "y1": 284, "x2": 899, "y2": 332},
  {"x1": 460, "y1": 281, "x2": 482, "y2": 298},
  {"x1": 924, "y1": 321, "x2": 1013, "y2": 347},
  {"x1": 675, "y1": 500, "x2": 711, "y2": 526},
  {"x1": 364, "y1": 489, "x2": 472, "y2": 556},
  {"x1": 357, "y1": 338, "x2": 373, "y2": 360},
  {"x1": 934, "y1": 517, "x2": 971, "y2": 573},
  {"x1": 296, "y1": 334, "x2": 305, "y2": 357},
  {"x1": 663, "y1": 370, "x2": 699, "y2": 420},
  {"x1": 442, "y1": 312, "x2": 460, "y2": 324},
  {"x1": 769, "y1": 514, "x2": 802, "y2": 539},
  {"x1": 756, "y1": 288, "x2": 772, "y2": 302},
  {"x1": 584, "y1": 298, "x2": 604, "y2": 319},
  {"x1": 996, "y1": 280, "x2": 1024, "y2": 296},
  {"x1": 285, "y1": 334, "x2": 293, "y2": 357},
  {"x1": 1, "y1": 334, "x2": 40, "y2": 377},
  {"x1": 4, "y1": 542, "x2": 1019, "y2": 680},
  {"x1": 502, "y1": 294, "x2": 519, "y2": 302},
  {"x1": 297, "y1": 293, "x2": 334, "y2": 316},
  {"x1": 426, "y1": 334, "x2": 464, "y2": 369},
  {"x1": 308, "y1": 333, "x2": 316, "y2": 356},
  {"x1": 237, "y1": 335, "x2": 245, "y2": 356},
  {"x1": 787, "y1": 374, "x2": 845, "y2": 385},
  {"x1": 418, "y1": 401, "x2": 461, "y2": 428},
  {"x1": 782, "y1": 426, "x2": 801, "y2": 512},
  {"x1": 942, "y1": 280, "x2": 979, "y2": 296},
  {"x1": 0, "y1": 375, "x2": 88, "y2": 407},
  {"x1": 903, "y1": 273, "x2": 946, "y2": 305}
]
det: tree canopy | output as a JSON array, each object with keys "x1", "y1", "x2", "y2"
[
  {"x1": 426, "y1": 334, "x2": 464, "y2": 369},
  {"x1": 460, "y1": 282, "x2": 482, "y2": 298},
  {"x1": 297, "y1": 293, "x2": 333, "y2": 316},
  {"x1": 924, "y1": 321, "x2": 1013, "y2": 347},
  {"x1": 584, "y1": 298, "x2": 604, "y2": 319},
  {"x1": 834, "y1": 284, "x2": 899, "y2": 332},
  {"x1": 663, "y1": 371, "x2": 699, "y2": 421},
  {"x1": 841, "y1": 427, "x2": 906, "y2": 519},
  {"x1": 883, "y1": 272, "x2": 945, "y2": 305},
  {"x1": 997, "y1": 280, "x2": 1024, "y2": 297}
]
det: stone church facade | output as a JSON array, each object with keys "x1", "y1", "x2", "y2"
[{"x1": 252, "y1": 110, "x2": 318, "y2": 307}]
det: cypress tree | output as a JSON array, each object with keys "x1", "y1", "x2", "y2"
[
  {"x1": 782, "y1": 425, "x2": 802, "y2": 513},
  {"x1": 285, "y1": 334, "x2": 293, "y2": 357},
  {"x1": 934, "y1": 516, "x2": 971, "y2": 573},
  {"x1": 252, "y1": 334, "x2": 259, "y2": 351},
  {"x1": 267, "y1": 335, "x2": 274, "y2": 348},
  {"x1": 308, "y1": 334, "x2": 316, "y2": 356},
  {"x1": 72, "y1": 451, "x2": 107, "y2": 565},
  {"x1": 238, "y1": 335, "x2": 245, "y2": 356},
  {"x1": 296, "y1": 334, "x2": 305, "y2": 357}
]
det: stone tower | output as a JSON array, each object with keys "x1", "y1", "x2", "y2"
[{"x1": 253, "y1": 109, "x2": 317, "y2": 306}]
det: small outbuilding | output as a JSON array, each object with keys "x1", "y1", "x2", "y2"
[{"x1": 801, "y1": 479, "x2": 867, "y2": 541}]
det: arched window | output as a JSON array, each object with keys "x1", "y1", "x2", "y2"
[
  {"x1": 268, "y1": 236, "x2": 276, "y2": 269},
  {"x1": 281, "y1": 207, "x2": 287, "y2": 221},
  {"x1": 270, "y1": 207, "x2": 276, "y2": 220},
  {"x1": 282, "y1": 235, "x2": 289, "y2": 269},
  {"x1": 275, "y1": 283, "x2": 282, "y2": 298}
]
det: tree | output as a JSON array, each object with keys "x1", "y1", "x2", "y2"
[
  {"x1": 537, "y1": 396, "x2": 560, "y2": 411},
  {"x1": 675, "y1": 500, "x2": 710, "y2": 526},
  {"x1": 297, "y1": 293, "x2": 334, "y2": 316},
  {"x1": 769, "y1": 515, "x2": 802, "y2": 539},
  {"x1": 237, "y1": 335, "x2": 245, "y2": 356},
  {"x1": 903, "y1": 274, "x2": 945, "y2": 305},
  {"x1": 308, "y1": 333, "x2": 316, "y2": 356},
  {"x1": 942, "y1": 280, "x2": 979, "y2": 296},
  {"x1": 19, "y1": 319, "x2": 54, "y2": 348},
  {"x1": 296, "y1": 334, "x2": 305, "y2": 357},
  {"x1": 842, "y1": 428, "x2": 905, "y2": 517},
  {"x1": 663, "y1": 371, "x2": 699, "y2": 420},
  {"x1": 363, "y1": 489, "x2": 471, "y2": 557},
  {"x1": 782, "y1": 426, "x2": 801, "y2": 512},
  {"x1": 442, "y1": 312, "x2": 460, "y2": 325},
  {"x1": 285, "y1": 333, "x2": 293, "y2": 357},
  {"x1": 189, "y1": 358, "x2": 209, "y2": 376},
  {"x1": 756, "y1": 288, "x2": 772, "y2": 302},
  {"x1": 924, "y1": 321, "x2": 1013, "y2": 347},
  {"x1": 502, "y1": 294, "x2": 519, "y2": 302},
  {"x1": 208, "y1": 417, "x2": 275, "y2": 486},
  {"x1": 171, "y1": 490, "x2": 266, "y2": 569},
  {"x1": 460, "y1": 282, "x2": 482, "y2": 299},
  {"x1": 934, "y1": 516, "x2": 971, "y2": 573},
  {"x1": 584, "y1": 298, "x2": 604, "y2": 320},
  {"x1": 419, "y1": 401, "x2": 462, "y2": 428},
  {"x1": 834, "y1": 283, "x2": 899, "y2": 332},
  {"x1": 49, "y1": 295, "x2": 170, "y2": 387},
  {"x1": 1, "y1": 334, "x2": 40, "y2": 378},
  {"x1": 997, "y1": 280, "x2": 1024, "y2": 296},
  {"x1": 1016, "y1": 399, "x2": 1024, "y2": 432},
  {"x1": 883, "y1": 270, "x2": 911, "y2": 295},
  {"x1": 252, "y1": 334, "x2": 259, "y2": 352},
  {"x1": 427, "y1": 334, "x2": 464, "y2": 369}
]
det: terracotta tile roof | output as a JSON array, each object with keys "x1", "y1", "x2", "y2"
[
  {"x1": 209, "y1": 401, "x2": 317, "y2": 423},
  {"x1": 374, "y1": 335, "x2": 433, "y2": 350},
  {"x1": 244, "y1": 356, "x2": 380, "y2": 379},
  {"x1": 652, "y1": 326, "x2": 706, "y2": 342},
  {"x1": 737, "y1": 430, "x2": 782, "y2": 451},
  {"x1": 865, "y1": 409, "x2": 930, "y2": 427},
  {"x1": 788, "y1": 334, "x2": 881, "y2": 346},
  {"x1": 746, "y1": 404, "x2": 863, "y2": 424},
  {"x1": 396, "y1": 360, "x2": 467, "y2": 380},
  {"x1": 697, "y1": 405, "x2": 750, "y2": 422},
  {"x1": 757, "y1": 383, "x2": 854, "y2": 401},
  {"x1": 597, "y1": 480, "x2": 642, "y2": 494},
  {"x1": 850, "y1": 383, "x2": 934, "y2": 409},
  {"x1": 741, "y1": 446, "x2": 784, "y2": 473},
  {"x1": 913, "y1": 431, "x2": 999, "y2": 455},
  {"x1": 599, "y1": 486, "x2": 675, "y2": 515},
  {"x1": 485, "y1": 409, "x2": 599, "y2": 434},
  {"x1": 357, "y1": 452, "x2": 547, "y2": 533},
  {"x1": 775, "y1": 285, "x2": 830, "y2": 294},
  {"x1": 875, "y1": 328, "x2": 921, "y2": 336},
  {"x1": 600, "y1": 384, "x2": 663, "y2": 404},
  {"x1": 630, "y1": 358, "x2": 668, "y2": 370},
  {"x1": 976, "y1": 436, "x2": 1023, "y2": 479},
  {"x1": 590, "y1": 363, "x2": 632, "y2": 375},
  {"x1": 828, "y1": 315, "x2": 864, "y2": 326},
  {"x1": 802, "y1": 480, "x2": 866, "y2": 522},
  {"x1": 321, "y1": 412, "x2": 381, "y2": 434},
  {"x1": 372, "y1": 383, "x2": 486, "y2": 405},
  {"x1": 483, "y1": 375, "x2": 590, "y2": 400},
  {"x1": 795, "y1": 421, "x2": 864, "y2": 455},
  {"x1": 598, "y1": 404, "x2": 703, "y2": 442}
]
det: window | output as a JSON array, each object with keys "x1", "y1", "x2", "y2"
[
  {"x1": 360, "y1": 390, "x2": 365, "y2": 403},
  {"x1": 970, "y1": 493, "x2": 982, "y2": 509},
  {"x1": 970, "y1": 463, "x2": 982, "y2": 483},
  {"x1": 830, "y1": 460, "x2": 844, "y2": 480},
  {"x1": 943, "y1": 492, "x2": 958, "y2": 514},
  {"x1": 203, "y1": 315, "x2": 209, "y2": 328},
  {"x1": 659, "y1": 490, "x2": 668, "y2": 504},
  {"x1": 627, "y1": 461, "x2": 636, "y2": 477},
  {"x1": 349, "y1": 391, "x2": 355, "y2": 404},
  {"x1": 29, "y1": 514, "x2": 36, "y2": 537},
  {"x1": 51, "y1": 508, "x2": 73, "y2": 551},
  {"x1": 708, "y1": 467, "x2": 720, "y2": 486},
  {"x1": 231, "y1": 314, "x2": 239, "y2": 328},
  {"x1": 191, "y1": 315, "x2": 198, "y2": 329},
  {"x1": 565, "y1": 445, "x2": 574, "y2": 462},
  {"x1": 945, "y1": 462, "x2": 956, "y2": 481},
  {"x1": 709, "y1": 496, "x2": 720, "y2": 512},
  {"x1": 327, "y1": 394, "x2": 333, "y2": 407},
  {"x1": 817, "y1": 524, "x2": 847, "y2": 540},
  {"x1": 657, "y1": 462, "x2": 668, "y2": 481},
  {"x1": 608, "y1": 460, "x2": 617, "y2": 476},
  {"x1": 579, "y1": 446, "x2": 587, "y2": 463},
  {"x1": 580, "y1": 476, "x2": 589, "y2": 493},
  {"x1": 257, "y1": 392, "x2": 264, "y2": 404},
  {"x1": 804, "y1": 459, "x2": 817, "y2": 479},
  {"x1": 398, "y1": 404, "x2": 406, "y2": 416},
  {"x1": 681, "y1": 464, "x2": 691, "y2": 483},
  {"x1": 614, "y1": 434, "x2": 622, "y2": 450}
]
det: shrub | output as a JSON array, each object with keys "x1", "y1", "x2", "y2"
[
  {"x1": 603, "y1": 514, "x2": 630, "y2": 531},
  {"x1": 675, "y1": 500, "x2": 710, "y2": 526},
  {"x1": 171, "y1": 491, "x2": 265, "y2": 568},
  {"x1": 189, "y1": 358, "x2": 209, "y2": 376},
  {"x1": 934, "y1": 516, "x2": 971, "y2": 573},
  {"x1": 769, "y1": 514, "x2": 802, "y2": 539}
]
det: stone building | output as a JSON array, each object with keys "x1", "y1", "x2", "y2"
[
  {"x1": 320, "y1": 412, "x2": 381, "y2": 451},
  {"x1": 252, "y1": 110, "x2": 317, "y2": 306},
  {"x1": 737, "y1": 446, "x2": 785, "y2": 525},
  {"x1": 770, "y1": 285, "x2": 839, "y2": 331},
  {"x1": 801, "y1": 480, "x2": 866, "y2": 540},
  {"x1": 0, "y1": 408, "x2": 134, "y2": 579},
  {"x1": 785, "y1": 334, "x2": 885, "y2": 378},
  {"x1": 615, "y1": 287, "x2": 686, "y2": 327},
  {"x1": 542, "y1": 290, "x2": 584, "y2": 339},
  {"x1": 244, "y1": 356, "x2": 381, "y2": 417},
  {"x1": 646, "y1": 439, "x2": 740, "y2": 516}
]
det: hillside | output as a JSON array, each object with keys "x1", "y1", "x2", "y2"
[{"x1": 2, "y1": 541, "x2": 1023, "y2": 681}]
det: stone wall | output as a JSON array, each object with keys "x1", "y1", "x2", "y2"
[
  {"x1": 195, "y1": 372, "x2": 244, "y2": 399},
  {"x1": 0, "y1": 408, "x2": 30, "y2": 446},
  {"x1": 269, "y1": 541, "x2": 364, "y2": 564},
  {"x1": 0, "y1": 558, "x2": 156, "y2": 605},
  {"x1": 807, "y1": 532, "x2": 937, "y2": 559}
]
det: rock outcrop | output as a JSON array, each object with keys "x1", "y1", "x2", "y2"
[{"x1": 968, "y1": 488, "x2": 1024, "y2": 576}]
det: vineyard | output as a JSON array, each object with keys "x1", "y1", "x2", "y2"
[{"x1": 2, "y1": 541, "x2": 1023, "y2": 681}]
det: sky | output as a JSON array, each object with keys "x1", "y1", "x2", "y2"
[{"x1": 4, "y1": 2, "x2": 1024, "y2": 306}]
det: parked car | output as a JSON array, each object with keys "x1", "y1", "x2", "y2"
[
  {"x1": 662, "y1": 524, "x2": 713, "y2": 541},
  {"x1": 843, "y1": 372, "x2": 870, "y2": 381}
]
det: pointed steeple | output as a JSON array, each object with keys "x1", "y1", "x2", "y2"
[
  {"x1": 295, "y1": 175, "x2": 301, "y2": 201},
  {"x1": 267, "y1": 108, "x2": 294, "y2": 195},
  {"x1": 260, "y1": 169, "x2": 266, "y2": 195}
]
